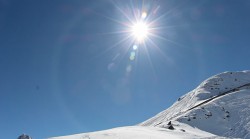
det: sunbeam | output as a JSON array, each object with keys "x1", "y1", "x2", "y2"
[{"x1": 94, "y1": 0, "x2": 183, "y2": 75}]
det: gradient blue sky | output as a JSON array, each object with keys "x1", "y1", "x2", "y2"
[{"x1": 1, "y1": 0, "x2": 250, "y2": 138}]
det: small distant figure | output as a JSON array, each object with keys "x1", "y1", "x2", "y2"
[{"x1": 17, "y1": 134, "x2": 32, "y2": 139}]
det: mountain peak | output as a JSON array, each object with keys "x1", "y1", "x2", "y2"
[
  {"x1": 195, "y1": 70, "x2": 250, "y2": 100},
  {"x1": 140, "y1": 70, "x2": 250, "y2": 138}
]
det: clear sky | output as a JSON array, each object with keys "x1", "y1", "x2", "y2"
[{"x1": 0, "y1": 0, "x2": 250, "y2": 138}]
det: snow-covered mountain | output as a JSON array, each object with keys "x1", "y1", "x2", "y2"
[{"x1": 49, "y1": 71, "x2": 250, "y2": 139}]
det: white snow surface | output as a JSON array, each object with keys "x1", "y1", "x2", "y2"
[
  {"x1": 140, "y1": 71, "x2": 250, "y2": 138},
  {"x1": 50, "y1": 71, "x2": 250, "y2": 139},
  {"x1": 49, "y1": 123, "x2": 221, "y2": 139}
]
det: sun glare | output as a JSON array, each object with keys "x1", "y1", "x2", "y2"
[
  {"x1": 131, "y1": 21, "x2": 149, "y2": 42},
  {"x1": 103, "y1": 1, "x2": 172, "y2": 76}
]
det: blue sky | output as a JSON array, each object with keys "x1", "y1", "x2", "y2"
[{"x1": 0, "y1": 0, "x2": 250, "y2": 138}]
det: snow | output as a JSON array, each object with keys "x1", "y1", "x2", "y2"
[
  {"x1": 49, "y1": 71, "x2": 250, "y2": 139},
  {"x1": 140, "y1": 71, "x2": 250, "y2": 138},
  {"x1": 140, "y1": 71, "x2": 250, "y2": 126},
  {"x1": 49, "y1": 124, "x2": 220, "y2": 139},
  {"x1": 178, "y1": 89, "x2": 250, "y2": 137}
]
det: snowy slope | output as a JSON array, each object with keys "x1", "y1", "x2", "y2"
[
  {"x1": 49, "y1": 71, "x2": 250, "y2": 139},
  {"x1": 140, "y1": 71, "x2": 250, "y2": 138},
  {"x1": 177, "y1": 89, "x2": 250, "y2": 138},
  {"x1": 49, "y1": 124, "x2": 222, "y2": 139}
]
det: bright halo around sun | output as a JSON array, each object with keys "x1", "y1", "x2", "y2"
[
  {"x1": 102, "y1": 1, "x2": 174, "y2": 75},
  {"x1": 131, "y1": 21, "x2": 149, "y2": 42}
]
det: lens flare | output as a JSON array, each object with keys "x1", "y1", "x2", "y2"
[
  {"x1": 141, "y1": 12, "x2": 147, "y2": 19},
  {"x1": 133, "y1": 44, "x2": 138, "y2": 50}
]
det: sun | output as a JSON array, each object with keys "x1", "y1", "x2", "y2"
[
  {"x1": 131, "y1": 21, "x2": 149, "y2": 42},
  {"x1": 100, "y1": 1, "x2": 174, "y2": 75}
]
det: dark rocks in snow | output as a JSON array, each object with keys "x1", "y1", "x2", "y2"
[
  {"x1": 232, "y1": 88, "x2": 240, "y2": 92},
  {"x1": 168, "y1": 125, "x2": 175, "y2": 130},
  {"x1": 205, "y1": 112, "x2": 212, "y2": 117},
  {"x1": 167, "y1": 121, "x2": 172, "y2": 125},
  {"x1": 163, "y1": 121, "x2": 175, "y2": 130},
  {"x1": 221, "y1": 107, "x2": 225, "y2": 111},
  {"x1": 180, "y1": 129, "x2": 186, "y2": 132}
]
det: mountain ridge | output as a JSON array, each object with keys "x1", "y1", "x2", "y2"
[{"x1": 140, "y1": 70, "x2": 250, "y2": 138}]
